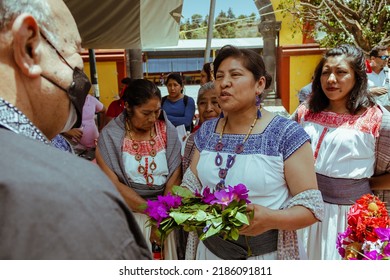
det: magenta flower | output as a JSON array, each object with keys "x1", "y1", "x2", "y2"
[
  {"x1": 336, "y1": 228, "x2": 352, "y2": 258},
  {"x1": 228, "y1": 184, "x2": 251, "y2": 203},
  {"x1": 145, "y1": 200, "x2": 169, "y2": 226},
  {"x1": 158, "y1": 193, "x2": 182, "y2": 208},
  {"x1": 145, "y1": 193, "x2": 182, "y2": 226},
  {"x1": 194, "y1": 189, "x2": 201, "y2": 197},
  {"x1": 383, "y1": 242, "x2": 390, "y2": 256},
  {"x1": 210, "y1": 189, "x2": 234, "y2": 206},
  {"x1": 202, "y1": 186, "x2": 216, "y2": 204},
  {"x1": 374, "y1": 227, "x2": 390, "y2": 242},
  {"x1": 363, "y1": 250, "x2": 383, "y2": 260}
]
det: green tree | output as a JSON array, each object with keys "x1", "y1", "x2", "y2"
[
  {"x1": 278, "y1": 0, "x2": 390, "y2": 53},
  {"x1": 190, "y1": 14, "x2": 203, "y2": 30},
  {"x1": 180, "y1": 14, "x2": 208, "y2": 39},
  {"x1": 215, "y1": 10, "x2": 237, "y2": 38}
]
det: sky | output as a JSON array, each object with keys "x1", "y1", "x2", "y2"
[{"x1": 181, "y1": 0, "x2": 259, "y2": 21}]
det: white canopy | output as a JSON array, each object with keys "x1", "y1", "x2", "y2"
[{"x1": 64, "y1": 0, "x2": 183, "y2": 49}]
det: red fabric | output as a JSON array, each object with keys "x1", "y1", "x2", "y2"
[
  {"x1": 365, "y1": 59, "x2": 372, "y2": 73},
  {"x1": 192, "y1": 124, "x2": 201, "y2": 133},
  {"x1": 106, "y1": 99, "x2": 125, "y2": 118}
]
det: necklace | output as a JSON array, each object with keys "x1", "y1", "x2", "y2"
[
  {"x1": 126, "y1": 121, "x2": 157, "y2": 187},
  {"x1": 214, "y1": 115, "x2": 259, "y2": 190}
]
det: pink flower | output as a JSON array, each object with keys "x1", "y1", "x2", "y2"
[
  {"x1": 158, "y1": 193, "x2": 182, "y2": 208},
  {"x1": 363, "y1": 250, "x2": 384, "y2": 260},
  {"x1": 210, "y1": 189, "x2": 234, "y2": 206},
  {"x1": 201, "y1": 186, "x2": 216, "y2": 204},
  {"x1": 145, "y1": 193, "x2": 182, "y2": 226},
  {"x1": 228, "y1": 184, "x2": 251, "y2": 203},
  {"x1": 383, "y1": 242, "x2": 390, "y2": 256},
  {"x1": 375, "y1": 227, "x2": 390, "y2": 242},
  {"x1": 336, "y1": 227, "x2": 353, "y2": 258}
]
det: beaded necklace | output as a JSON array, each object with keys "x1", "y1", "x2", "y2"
[
  {"x1": 214, "y1": 115, "x2": 259, "y2": 190},
  {"x1": 126, "y1": 121, "x2": 157, "y2": 187}
]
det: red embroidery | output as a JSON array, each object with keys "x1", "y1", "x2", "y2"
[
  {"x1": 123, "y1": 120, "x2": 167, "y2": 155},
  {"x1": 298, "y1": 106, "x2": 382, "y2": 137},
  {"x1": 314, "y1": 127, "x2": 329, "y2": 161}
]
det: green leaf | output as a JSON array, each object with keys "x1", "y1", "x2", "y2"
[
  {"x1": 170, "y1": 212, "x2": 192, "y2": 224},
  {"x1": 194, "y1": 210, "x2": 207, "y2": 221},
  {"x1": 138, "y1": 203, "x2": 147, "y2": 212},
  {"x1": 172, "y1": 185, "x2": 194, "y2": 198},
  {"x1": 210, "y1": 217, "x2": 222, "y2": 228},
  {"x1": 229, "y1": 227, "x2": 240, "y2": 240},
  {"x1": 200, "y1": 223, "x2": 224, "y2": 240},
  {"x1": 160, "y1": 218, "x2": 175, "y2": 232},
  {"x1": 234, "y1": 212, "x2": 250, "y2": 225}
]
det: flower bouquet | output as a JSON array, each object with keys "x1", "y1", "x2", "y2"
[
  {"x1": 336, "y1": 194, "x2": 390, "y2": 260},
  {"x1": 144, "y1": 184, "x2": 253, "y2": 243}
]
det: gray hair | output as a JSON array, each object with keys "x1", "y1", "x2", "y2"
[
  {"x1": 197, "y1": 81, "x2": 215, "y2": 103},
  {"x1": 0, "y1": 0, "x2": 57, "y2": 44}
]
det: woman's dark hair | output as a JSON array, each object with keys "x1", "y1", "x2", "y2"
[
  {"x1": 213, "y1": 45, "x2": 272, "y2": 90},
  {"x1": 123, "y1": 79, "x2": 161, "y2": 113},
  {"x1": 202, "y1": 62, "x2": 213, "y2": 82},
  {"x1": 165, "y1": 72, "x2": 184, "y2": 87},
  {"x1": 309, "y1": 44, "x2": 375, "y2": 114}
]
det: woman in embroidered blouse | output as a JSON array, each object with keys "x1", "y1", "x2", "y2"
[
  {"x1": 293, "y1": 44, "x2": 390, "y2": 260},
  {"x1": 181, "y1": 45, "x2": 324, "y2": 260},
  {"x1": 96, "y1": 79, "x2": 182, "y2": 260}
]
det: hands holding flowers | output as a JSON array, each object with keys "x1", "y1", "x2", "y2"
[{"x1": 144, "y1": 184, "x2": 253, "y2": 244}]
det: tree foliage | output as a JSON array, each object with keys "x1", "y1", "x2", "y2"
[
  {"x1": 214, "y1": 9, "x2": 238, "y2": 38},
  {"x1": 277, "y1": 0, "x2": 390, "y2": 53},
  {"x1": 179, "y1": 9, "x2": 259, "y2": 39}
]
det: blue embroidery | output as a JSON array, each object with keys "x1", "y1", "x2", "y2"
[{"x1": 195, "y1": 116, "x2": 310, "y2": 160}]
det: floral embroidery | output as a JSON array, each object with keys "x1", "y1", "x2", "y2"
[
  {"x1": 123, "y1": 120, "x2": 167, "y2": 156},
  {"x1": 195, "y1": 116, "x2": 310, "y2": 161},
  {"x1": 299, "y1": 106, "x2": 382, "y2": 137}
]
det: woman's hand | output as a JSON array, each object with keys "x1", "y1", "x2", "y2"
[
  {"x1": 238, "y1": 204, "x2": 273, "y2": 236},
  {"x1": 63, "y1": 128, "x2": 83, "y2": 142},
  {"x1": 149, "y1": 225, "x2": 161, "y2": 246}
]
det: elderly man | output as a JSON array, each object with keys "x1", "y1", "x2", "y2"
[{"x1": 0, "y1": 0, "x2": 151, "y2": 259}]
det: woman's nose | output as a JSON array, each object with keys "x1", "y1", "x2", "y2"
[
  {"x1": 220, "y1": 76, "x2": 231, "y2": 88},
  {"x1": 205, "y1": 102, "x2": 213, "y2": 111},
  {"x1": 327, "y1": 73, "x2": 337, "y2": 83}
]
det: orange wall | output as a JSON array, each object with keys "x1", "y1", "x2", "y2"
[
  {"x1": 82, "y1": 50, "x2": 126, "y2": 109},
  {"x1": 277, "y1": 44, "x2": 325, "y2": 113}
]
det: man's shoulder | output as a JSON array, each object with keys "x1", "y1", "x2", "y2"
[
  {"x1": 0, "y1": 128, "x2": 111, "y2": 190},
  {"x1": 0, "y1": 128, "x2": 151, "y2": 259}
]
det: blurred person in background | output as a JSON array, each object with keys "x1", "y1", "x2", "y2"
[
  {"x1": 105, "y1": 77, "x2": 131, "y2": 124},
  {"x1": 367, "y1": 45, "x2": 390, "y2": 110},
  {"x1": 200, "y1": 62, "x2": 214, "y2": 86},
  {"x1": 162, "y1": 72, "x2": 196, "y2": 132}
]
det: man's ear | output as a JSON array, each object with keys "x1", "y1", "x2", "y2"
[{"x1": 12, "y1": 13, "x2": 42, "y2": 77}]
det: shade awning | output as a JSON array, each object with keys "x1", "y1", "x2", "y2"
[{"x1": 64, "y1": 0, "x2": 183, "y2": 49}]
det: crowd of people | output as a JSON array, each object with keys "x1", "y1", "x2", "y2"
[{"x1": 0, "y1": 0, "x2": 389, "y2": 261}]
